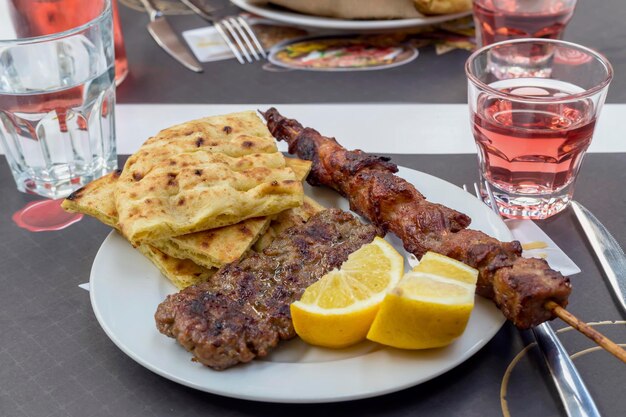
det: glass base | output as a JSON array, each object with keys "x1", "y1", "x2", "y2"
[
  {"x1": 13, "y1": 161, "x2": 117, "y2": 200},
  {"x1": 481, "y1": 180, "x2": 572, "y2": 220}
]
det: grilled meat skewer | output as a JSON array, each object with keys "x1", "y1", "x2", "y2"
[{"x1": 262, "y1": 108, "x2": 571, "y2": 329}]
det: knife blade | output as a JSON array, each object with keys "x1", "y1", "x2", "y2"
[
  {"x1": 572, "y1": 201, "x2": 626, "y2": 314},
  {"x1": 139, "y1": 0, "x2": 203, "y2": 72}
]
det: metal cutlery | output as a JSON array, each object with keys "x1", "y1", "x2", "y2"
[
  {"x1": 464, "y1": 181, "x2": 601, "y2": 417},
  {"x1": 572, "y1": 201, "x2": 626, "y2": 315},
  {"x1": 139, "y1": 0, "x2": 204, "y2": 72},
  {"x1": 179, "y1": 0, "x2": 267, "y2": 64}
]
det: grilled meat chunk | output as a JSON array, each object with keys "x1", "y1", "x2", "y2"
[
  {"x1": 155, "y1": 209, "x2": 377, "y2": 370},
  {"x1": 262, "y1": 107, "x2": 572, "y2": 329}
]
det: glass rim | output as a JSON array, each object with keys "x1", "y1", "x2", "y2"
[
  {"x1": 465, "y1": 38, "x2": 614, "y2": 103},
  {"x1": 0, "y1": 0, "x2": 111, "y2": 45}
]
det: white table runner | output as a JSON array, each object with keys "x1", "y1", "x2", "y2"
[{"x1": 113, "y1": 103, "x2": 626, "y2": 155}]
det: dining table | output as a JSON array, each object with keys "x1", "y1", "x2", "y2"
[{"x1": 1, "y1": 1, "x2": 625, "y2": 416}]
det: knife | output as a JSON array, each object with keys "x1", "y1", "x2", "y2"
[
  {"x1": 572, "y1": 201, "x2": 626, "y2": 314},
  {"x1": 138, "y1": 0, "x2": 203, "y2": 72}
]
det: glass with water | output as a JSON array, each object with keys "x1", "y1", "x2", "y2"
[{"x1": 0, "y1": 0, "x2": 117, "y2": 199}]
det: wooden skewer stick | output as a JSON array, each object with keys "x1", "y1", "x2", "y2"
[{"x1": 545, "y1": 300, "x2": 626, "y2": 363}]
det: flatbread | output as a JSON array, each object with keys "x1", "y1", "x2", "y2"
[
  {"x1": 116, "y1": 112, "x2": 304, "y2": 243},
  {"x1": 136, "y1": 245, "x2": 216, "y2": 289},
  {"x1": 253, "y1": 196, "x2": 326, "y2": 252},
  {"x1": 62, "y1": 170, "x2": 121, "y2": 228},
  {"x1": 62, "y1": 158, "x2": 313, "y2": 269},
  {"x1": 151, "y1": 157, "x2": 312, "y2": 268}
]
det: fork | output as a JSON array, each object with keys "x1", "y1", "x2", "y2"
[
  {"x1": 179, "y1": 0, "x2": 267, "y2": 64},
  {"x1": 464, "y1": 181, "x2": 600, "y2": 417}
]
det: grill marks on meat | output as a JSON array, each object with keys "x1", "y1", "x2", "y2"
[
  {"x1": 262, "y1": 108, "x2": 572, "y2": 329},
  {"x1": 264, "y1": 110, "x2": 471, "y2": 255},
  {"x1": 155, "y1": 209, "x2": 377, "y2": 370}
]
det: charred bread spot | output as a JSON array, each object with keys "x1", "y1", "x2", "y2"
[
  {"x1": 242, "y1": 141, "x2": 254, "y2": 148},
  {"x1": 66, "y1": 187, "x2": 85, "y2": 201},
  {"x1": 133, "y1": 172, "x2": 143, "y2": 181},
  {"x1": 196, "y1": 138, "x2": 205, "y2": 147},
  {"x1": 194, "y1": 169, "x2": 203, "y2": 176},
  {"x1": 223, "y1": 126, "x2": 233, "y2": 134}
]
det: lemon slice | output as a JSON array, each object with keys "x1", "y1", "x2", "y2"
[
  {"x1": 412, "y1": 251, "x2": 478, "y2": 284},
  {"x1": 291, "y1": 237, "x2": 404, "y2": 348},
  {"x1": 367, "y1": 252, "x2": 478, "y2": 350}
]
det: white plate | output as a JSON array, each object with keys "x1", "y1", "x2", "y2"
[
  {"x1": 90, "y1": 166, "x2": 510, "y2": 403},
  {"x1": 231, "y1": 0, "x2": 471, "y2": 31}
]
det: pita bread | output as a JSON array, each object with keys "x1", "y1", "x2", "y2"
[
  {"x1": 116, "y1": 112, "x2": 304, "y2": 243},
  {"x1": 136, "y1": 245, "x2": 216, "y2": 289},
  {"x1": 151, "y1": 157, "x2": 312, "y2": 267},
  {"x1": 62, "y1": 170, "x2": 121, "y2": 228},
  {"x1": 63, "y1": 158, "x2": 313, "y2": 269}
]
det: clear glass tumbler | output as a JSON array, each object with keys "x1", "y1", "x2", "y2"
[
  {"x1": 0, "y1": 0, "x2": 117, "y2": 199},
  {"x1": 466, "y1": 39, "x2": 612, "y2": 219},
  {"x1": 473, "y1": 0, "x2": 577, "y2": 47}
]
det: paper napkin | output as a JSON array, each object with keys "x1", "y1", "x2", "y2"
[
  {"x1": 505, "y1": 219, "x2": 581, "y2": 276},
  {"x1": 182, "y1": 26, "x2": 234, "y2": 63}
]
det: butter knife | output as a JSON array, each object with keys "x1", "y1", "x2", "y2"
[
  {"x1": 572, "y1": 201, "x2": 626, "y2": 314},
  {"x1": 139, "y1": 0, "x2": 203, "y2": 72},
  {"x1": 482, "y1": 182, "x2": 600, "y2": 417}
]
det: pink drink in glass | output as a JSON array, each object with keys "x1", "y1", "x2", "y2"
[
  {"x1": 466, "y1": 39, "x2": 612, "y2": 219},
  {"x1": 9, "y1": 0, "x2": 128, "y2": 84},
  {"x1": 473, "y1": 0, "x2": 577, "y2": 47}
]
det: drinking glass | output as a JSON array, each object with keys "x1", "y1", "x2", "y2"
[
  {"x1": 7, "y1": 0, "x2": 128, "y2": 84},
  {"x1": 0, "y1": 0, "x2": 118, "y2": 199},
  {"x1": 473, "y1": 0, "x2": 577, "y2": 47},
  {"x1": 466, "y1": 39, "x2": 612, "y2": 219}
]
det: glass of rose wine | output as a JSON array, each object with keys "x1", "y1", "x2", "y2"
[
  {"x1": 473, "y1": 0, "x2": 578, "y2": 47},
  {"x1": 0, "y1": 0, "x2": 118, "y2": 198},
  {"x1": 465, "y1": 39, "x2": 612, "y2": 219}
]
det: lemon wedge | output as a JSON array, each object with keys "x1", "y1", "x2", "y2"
[
  {"x1": 367, "y1": 252, "x2": 478, "y2": 349},
  {"x1": 290, "y1": 237, "x2": 404, "y2": 348}
]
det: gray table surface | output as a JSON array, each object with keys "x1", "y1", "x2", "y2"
[
  {"x1": 116, "y1": 0, "x2": 626, "y2": 104},
  {"x1": 2, "y1": 1, "x2": 626, "y2": 416},
  {"x1": 1, "y1": 153, "x2": 625, "y2": 417}
]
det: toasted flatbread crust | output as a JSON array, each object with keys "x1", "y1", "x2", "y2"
[
  {"x1": 137, "y1": 245, "x2": 216, "y2": 289},
  {"x1": 63, "y1": 157, "x2": 312, "y2": 270},
  {"x1": 62, "y1": 170, "x2": 121, "y2": 228},
  {"x1": 115, "y1": 112, "x2": 304, "y2": 243}
]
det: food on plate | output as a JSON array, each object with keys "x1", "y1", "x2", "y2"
[
  {"x1": 412, "y1": 251, "x2": 478, "y2": 283},
  {"x1": 114, "y1": 110, "x2": 303, "y2": 244},
  {"x1": 290, "y1": 237, "x2": 404, "y2": 348},
  {"x1": 149, "y1": 157, "x2": 314, "y2": 268},
  {"x1": 413, "y1": 0, "x2": 471, "y2": 15},
  {"x1": 116, "y1": 150, "x2": 303, "y2": 244},
  {"x1": 63, "y1": 157, "x2": 312, "y2": 271},
  {"x1": 367, "y1": 252, "x2": 478, "y2": 349},
  {"x1": 137, "y1": 245, "x2": 216, "y2": 289},
  {"x1": 63, "y1": 110, "x2": 317, "y2": 288},
  {"x1": 155, "y1": 209, "x2": 378, "y2": 370},
  {"x1": 262, "y1": 107, "x2": 572, "y2": 329},
  {"x1": 251, "y1": 0, "x2": 423, "y2": 19}
]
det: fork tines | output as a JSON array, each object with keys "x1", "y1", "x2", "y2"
[{"x1": 216, "y1": 16, "x2": 267, "y2": 64}]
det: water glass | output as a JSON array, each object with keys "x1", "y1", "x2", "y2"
[
  {"x1": 465, "y1": 39, "x2": 612, "y2": 219},
  {"x1": 473, "y1": 0, "x2": 577, "y2": 47},
  {"x1": 0, "y1": 0, "x2": 118, "y2": 199}
]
